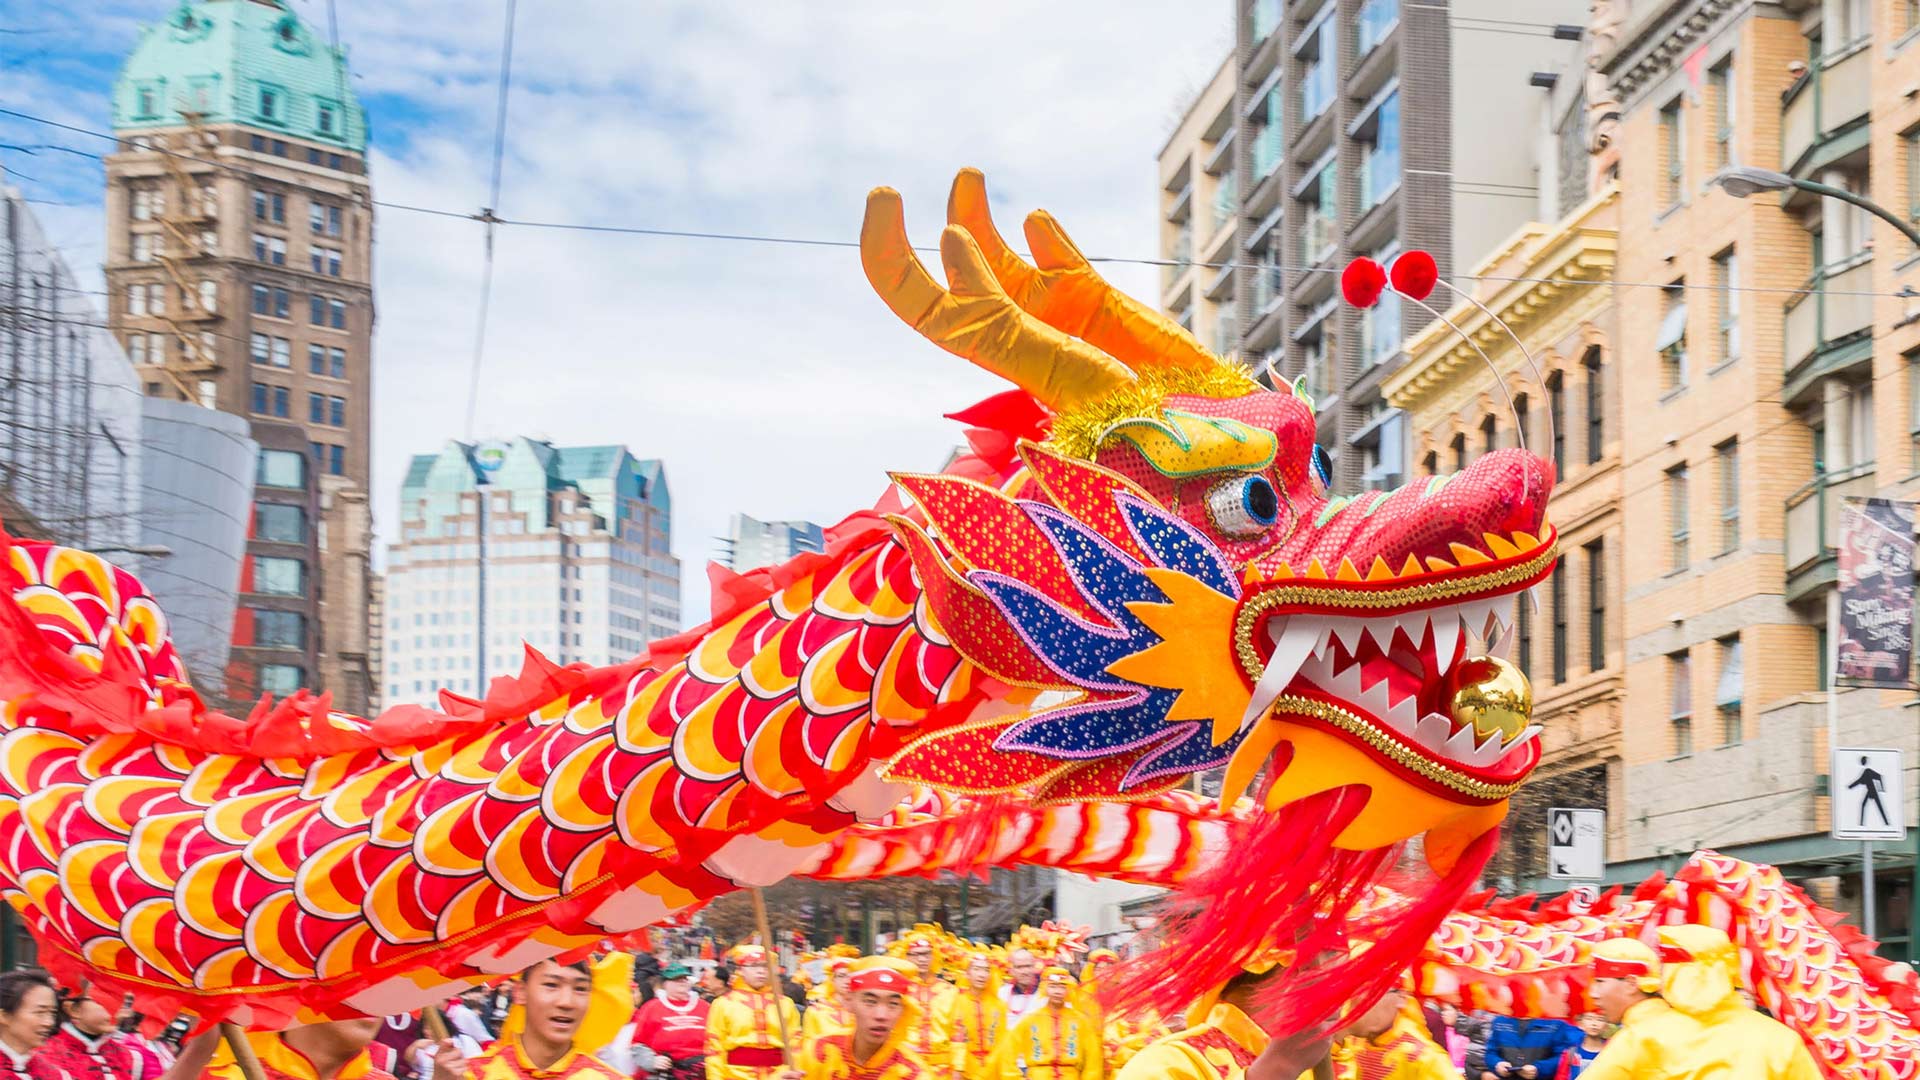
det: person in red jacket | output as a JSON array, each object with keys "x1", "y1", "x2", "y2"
[
  {"x1": 30, "y1": 984, "x2": 134, "y2": 1080},
  {"x1": 633, "y1": 964, "x2": 711, "y2": 1074}
]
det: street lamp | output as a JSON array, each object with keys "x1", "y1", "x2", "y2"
[
  {"x1": 1712, "y1": 164, "x2": 1920, "y2": 959},
  {"x1": 1709, "y1": 165, "x2": 1920, "y2": 251}
]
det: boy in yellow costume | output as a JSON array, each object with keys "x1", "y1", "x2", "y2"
[
  {"x1": 707, "y1": 945, "x2": 803, "y2": 1080},
  {"x1": 1326, "y1": 984, "x2": 1453, "y2": 1080},
  {"x1": 795, "y1": 957, "x2": 927, "y2": 1080},
  {"x1": 900, "y1": 930, "x2": 958, "y2": 1066},
  {"x1": 1000, "y1": 967, "x2": 1102, "y2": 1080},
  {"x1": 949, "y1": 952, "x2": 1007, "y2": 1080},
  {"x1": 803, "y1": 960, "x2": 856, "y2": 1045},
  {"x1": 1579, "y1": 926, "x2": 1818, "y2": 1080},
  {"x1": 427, "y1": 958, "x2": 628, "y2": 1080}
]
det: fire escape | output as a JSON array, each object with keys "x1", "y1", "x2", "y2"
[{"x1": 149, "y1": 112, "x2": 222, "y2": 405}]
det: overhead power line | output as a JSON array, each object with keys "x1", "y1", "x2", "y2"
[{"x1": 4, "y1": 106, "x2": 1920, "y2": 301}]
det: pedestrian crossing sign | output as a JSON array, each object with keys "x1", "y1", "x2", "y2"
[{"x1": 1832, "y1": 748, "x2": 1905, "y2": 841}]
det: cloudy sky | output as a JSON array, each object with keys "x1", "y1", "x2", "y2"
[{"x1": 1, "y1": 0, "x2": 1228, "y2": 627}]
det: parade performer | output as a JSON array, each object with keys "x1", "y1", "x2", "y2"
[
  {"x1": 949, "y1": 952, "x2": 1006, "y2": 1080},
  {"x1": 1574, "y1": 938, "x2": 1669, "y2": 1080},
  {"x1": 800, "y1": 961, "x2": 854, "y2": 1046},
  {"x1": 1075, "y1": 951, "x2": 1145, "y2": 1073},
  {"x1": 797, "y1": 958, "x2": 924, "y2": 1080},
  {"x1": 30, "y1": 985, "x2": 135, "y2": 1080},
  {"x1": 899, "y1": 932, "x2": 957, "y2": 1065},
  {"x1": 634, "y1": 964, "x2": 712, "y2": 1075},
  {"x1": 1000, "y1": 968, "x2": 1100, "y2": 1080},
  {"x1": 1328, "y1": 983, "x2": 1453, "y2": 1080},
  {"x1": 1581, "y1": 926, "x2": 1818, "y2": 1080},
  {"x1": 1112, "y1": 961, "x2": 1276, "y2": 1080},
  {"x1": 438, "y1": 959, "x2": 626, "y2": 1080},
  {"x1": 211, "y1": 1022, "x2": 396, "y2": 1080},
  {"x1": 706, "y1": 947, "x2": 801, "y2": 1080}
]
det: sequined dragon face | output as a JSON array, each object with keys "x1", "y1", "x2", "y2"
[{"x1": 866, "y1": 172, "x2": 1556, "y2": 869}]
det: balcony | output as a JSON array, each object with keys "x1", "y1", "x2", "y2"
[
  {"x1": 1300, "y1": 210, "x2": 1337, "y2": 268},
  {"x1": 1250, "y1": 0, "x2": 1284, "y2": 43},
  {"x1": 1210, "y1": 172, "x2": 1239, "y2": 237},
  {"x1": 1254, "y1": 124, "x2": 1284, "y2": 183},
  {"x1": 1205, "y1": 129, "x2": 1237, "y2": 177},
  {"x1": 1166, "y1": 184, "x2": 1192, "y2": 224},
  {"x1": 1161, "y1": 228, "x2": 1192, "y2": 296},
  {"x1": 1781, "y1": 39, "x2": 1871, "y2": 177},
  {"x1": 1354, "y1": 0, "x2": 1399, "y2": 59},
  {"x1": 1784, "y1": 463, "x2": 1877, "y2": 602},
  {"x1": 1783, "y1": 257, "x2": 1873, "y2": 391}
]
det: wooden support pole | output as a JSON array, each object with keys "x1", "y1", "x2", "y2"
[
  {"x1": 749, "y1": 888, "x2": 795, "y2": 1070},
  {"x1": 219, "y1": 1023, "x2": 268, "y2": 1080}
]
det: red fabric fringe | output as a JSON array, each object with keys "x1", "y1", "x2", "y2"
[{"x1": 1104, "y1": 786, "x2": 1498, "y2": 1035}]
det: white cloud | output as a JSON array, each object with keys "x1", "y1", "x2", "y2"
[{"x1": 362, "y1": 1, "x2": 1230, "y2": 634}]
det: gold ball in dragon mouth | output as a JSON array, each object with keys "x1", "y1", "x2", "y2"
[{"x1": 1444, "y1": 654, "x2": 1533, "y2": 743}]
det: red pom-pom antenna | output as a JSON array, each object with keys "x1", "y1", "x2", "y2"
[
  {"x1": 1341, "y1": 258, "x2": 1387, "y2": 308},
  {"x1": 1390, "y1": 250, "x2": 1438, "y2": 301}
]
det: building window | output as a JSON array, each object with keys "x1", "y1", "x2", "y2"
[
  {"x1": 254, "y1": 503, "x2": 306, "y2": 544},
  {"x1": 1667, "y1": 463, "x2": 1690, "y2": 571},
  {"x1": 1298, "y1": 16, "x2": 1335, "y2": 125},
  {"x1": 1909, "y1": 352, "x2": 1920, "y2": 472},
  {"x1": 1547, "y1": 371, "x2": 1566, "y2": 475},
  {"x1": 317, "y1": 102, "x2": 338, "y2": 135},
  {"x1": 1715, "y1": 438, "x2": 1739, "y2": 554},
  {"x1": 310, "y1": 202, "x2": 343, "y2": 238},
  {"x1": 1421, "y1": 450, "x2": 1438, "y2": 476},
  {"x1": 329, "y1": 298, "x2": 346, "y2": 329},
  {"x1": 258, "y1": 449, "x2": 307, "y2": 491},
  {"x1": 308, "y1": 344, "x2": 327, "y2": 375},
  {"x1": 1585, "y1": 539, "x2": 1606, "y2": 671},
  {"x1": 1659, "y1": 96, "x2": 1684, "y2": 207},
  {"x1": 128, "y1": 335, "x2": 149, "y2": 366},
  {"x1": 251, "y1": 555, "x2": 306, "y2": 597},
  {"x1": 250, "y1": 334, "x2": 271, "y2": 365},
  {"x1": 308, "y1": 392, "x2": 326, "y2": 424},
  {"x1": 128, "y1": 283, "x2": 149, "y2": 316},
  {"x1": 252, "y1": 383, "x2": 289, "y2": 418},
  {"x1": 1550, "y1": 559, "x2": 1568, "y2": 684},
  {"x1": 1907, "y1": 130, "x2": 1920, "y2": 226},
  {"x1": 1355, "y1": 0, "x2": 1398, "y2": 56},
  {"x1": 252, "y1": 234, "x2": 287, "y2": 265},
  {"x1": 1715, "y1": 635, "x2": 1743, "y2": 746},
  {"x1": 251, "y1": 285, "x2": 289, "y2": 318},
  {"x1": 1657, "y1": 283, "x2": 1688, "y2": 392},
  {"x1": 1582, "y1": 350, "x2": 1603, "y2": 464},
  {"x1": 259, "y1": 664, "x2": 305, "y2": 696},
  {"x1": 329, "y1": 445, "x2": 345, "y2": 476},
  {"x1": 1300, "y1": 159, "x2": 1338, "y2": 266},
  {"x1": 253, "y1": 190, "x2": 286, "y2": 224},
  {"x1": 134, "y1": 83, "x2": 159, "y2": 119},
  {"x1": 1450, "y1": 433, "x2": 1466, "y2": 472},
  {"x1": 311, "y1": 246, "x2": 342, "y2": 276},
  {"x1": 252, "y1": 610, "x2": 307, "y2": 650},
  {"x1": 329, "y1": 396, "x2": 345, "y2": 426},
  {"x1": 1669, "y1": 651, "x2": 1692, "y2": 757},
  {"x1": 1480, "y1": 414, "x2": 1497, "y2": 457},
  {"x1": 1361, "y1": 243, "x2": 1403, "y2": 367},
  {"x1": 1359, "y1": 89, "x2": 1400, "y2": 211},
  {"x1": 258, "y1": 85, "x2": 281, "y2": 122},
  {"x1": 198, "y1": 279, "x2": 217, "y2": 313},
  {"x1": 131, "y1": 233, "x2": 156, "y2": 262},
  {"x1": 329, "y1": 347, "x2": 346, "y2": 379},
  {"x1": 1709, "y1": 58, "x2": 1734, "y2": 168},
  {"x1": 1712, "y1": 249, "x2": 1738, "y2": 364},
  {"x1": 272, "y1": 337, "x2": 290, "y2": 367}
]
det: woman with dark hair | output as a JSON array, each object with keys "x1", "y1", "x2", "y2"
[
  {"x1": 0, "y1": 971, "x2": 56, "y2": 1080},
  {"x1": 28, "y1": 983, "x2": 134, "y2": 1080}
]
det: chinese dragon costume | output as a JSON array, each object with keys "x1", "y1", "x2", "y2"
[{"x1": 0, "y1": 171, "x2": 1909, "y2": 1075}]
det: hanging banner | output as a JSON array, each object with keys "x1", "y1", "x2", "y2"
[{"x1": 1835, "y1": 497, "x2": 1916, "y2": 689}]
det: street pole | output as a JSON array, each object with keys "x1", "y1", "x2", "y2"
[{"x1": 1785, "y1": 175, "x2": 1920, "y2": 960}]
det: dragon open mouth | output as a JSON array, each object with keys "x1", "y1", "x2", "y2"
[{"x1": 1236, "y1": 525, "x2": 1557, "y2": 797}]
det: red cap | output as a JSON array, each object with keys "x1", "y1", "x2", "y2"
[
  {"x1": 1592, "y1": 957, "x2": 1653, "y2": 979},
  {"x1": 847, "y1": 966, "x2": 910, "y2": 994}
]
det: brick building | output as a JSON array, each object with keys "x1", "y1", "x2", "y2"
[{"x1": 104, "y1": 0, "x2": 375, "y2": 710}]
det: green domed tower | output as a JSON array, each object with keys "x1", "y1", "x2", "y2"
[{"x1": 105, "y1": 0, "x2": 376, "y2": 714}]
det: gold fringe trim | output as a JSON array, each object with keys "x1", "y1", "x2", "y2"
[{"x1": 1046, "y1": 362, "x2": 1262, "y2": 460}]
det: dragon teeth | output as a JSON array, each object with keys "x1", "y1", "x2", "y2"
[
  {"x1": 1243, "y1": 616, "x2": 1322, "y2": 727},
  {"x1": 1430, "y1": 612, "x2": 1461, "y2": 675}
]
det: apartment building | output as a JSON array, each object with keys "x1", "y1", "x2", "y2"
[
  {"x1": 1162, "y1": 0, "x2": 1585, "y2": 491},
  {"x1": 384, "y1": 439, "x2": 681, "y2": 706},
  {"x1": 722, "y1": 514, "x2": 825, "y2": 572}
]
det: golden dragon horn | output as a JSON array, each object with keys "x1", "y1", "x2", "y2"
[
  {"x1": 861, "y1": 186, "x2": 1136, "y2": 412},
  {"x1": 946, "y1": 168, "x2": 1221, "y2": 373}
]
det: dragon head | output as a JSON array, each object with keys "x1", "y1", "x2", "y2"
[{"x1": 866, "y1": 171, "x2": 1555, "y2": 876}]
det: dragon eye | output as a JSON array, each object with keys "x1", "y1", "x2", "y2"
[
  {"x1": 1207, "y1": 475, "x2": 1280, "y2": 537},
  {"x1": 1311, "y1": 445, "x2": 1333, "y2": 489}
]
